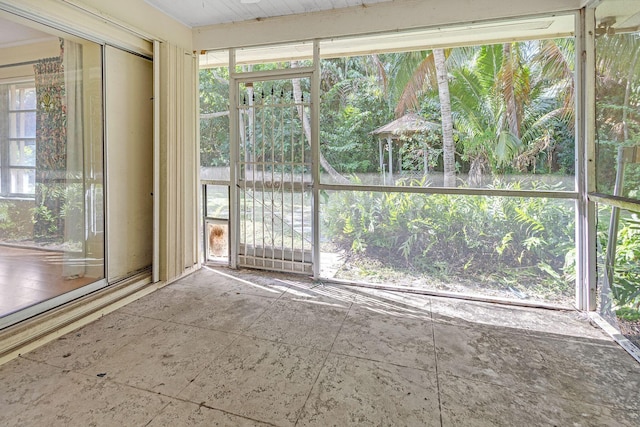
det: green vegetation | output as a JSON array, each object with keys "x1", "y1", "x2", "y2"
[
  {"x1": 199, "y1": 34, "x2": 640, "y2": 307},
  {"x1": 323, "y1": 183, "x2": 575, "y2": 298}
]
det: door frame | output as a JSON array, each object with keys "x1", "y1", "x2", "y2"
[{"x1": 228, "y1": 43, "x2": 320, "y2": 277}]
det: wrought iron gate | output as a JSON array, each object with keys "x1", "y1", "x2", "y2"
[{"x1": 236, "y1": 76, "x2": 313, "y2": 274}]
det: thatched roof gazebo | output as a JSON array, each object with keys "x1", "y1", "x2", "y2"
[{"x1": 370, "y1": 113, "x2": 440, "y2": 184}]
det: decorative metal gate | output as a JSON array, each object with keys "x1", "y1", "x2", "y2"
[{"x1": 236, "y1": 76, "x2": 313, "y2": 274}]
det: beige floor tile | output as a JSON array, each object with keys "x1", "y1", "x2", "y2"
[
  {"x1": 297, "y1": 354, "x2": 440, "y2": 426},
  {"x1": 80, "y1": 322, "x2": 236, "y2": 395},
  {"x1": 430, "y1": 296, "x2": 607, "y2": 340},
  {"x1": 178, "y1": 267, "x2": 290, "y2": 297},
  {"x1": 148, "y1": 400, "x2": 274, "y2": 426},
  {"x1": 119, "y1": 287, "x2": 210, "y2": 321},
  {"x1": 166, "y1": 291, "x2": 277, "y2": 333},
  {"x1": 279, "y1": 280, "x2": 359, "y2": 305},
  {"x1": 3, "y1": 268, "x2": 639, "y2": 427},
  {"x1": 434, "y1": 321, "x2": 549, "y2": 389},
  {"x1": 331, "y1": 305, "x2": 436, "y2": 371},
  {"x1": 439, "y1": 373, "x2": 639, "y2": 427},
  {"x1": 245, "y1": 298, "x2": 349, "y2": 350},
  {"x1": 0, "y1": 357, "x2": 66, "y2": 426},
  {"x1": 521, "y1": 335, "x2": 640, "y2": 412},
  {"x1": 434, "y1": 322, "x2": 640, "y2": 412},
  {"x1": 179, "y1": 335, "x2": 327, "y2": 426},
  {"x1": 1, "y1": 358, "x2": 169, "y2": 427},
  {"x1": 23, "y1": 311, "x2": 163, "y2": 370}
]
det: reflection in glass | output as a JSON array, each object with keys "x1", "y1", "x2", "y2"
[
  {"x1": 0, "y1": 14, "x2": 105, "y2": 318},
  {"x1": 10, "y1": 140, "x2": 36, "y2": 166}
]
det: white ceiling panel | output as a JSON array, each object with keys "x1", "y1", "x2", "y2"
[
  {"x1": 200, "y1": 14, "x2": 576, "y2": 67},
  {"x1": 144, "y1": 0, "x2": 392, "y2": 27},
  {"x1": 0, "y1": 16, "x2": 54, "y2": 49}
]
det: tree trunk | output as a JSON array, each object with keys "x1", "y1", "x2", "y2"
[
  {"x1": 502, "y1": 43, "x2": 520, "y2": 139},
  {"x1": 291, "y1": 64, "x2": 350, "y2": 184},
  {"x1": 433, "y1": 49, "x2": 456, "y2": 187}
]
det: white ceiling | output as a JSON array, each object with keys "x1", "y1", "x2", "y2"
[
  {"x1": 0, "y1": 16, "x2": 55, "y2": 49},
  {"x1": 144, "y1": 0, "x2": 393, "y2": 28},
  {"x1": 200, "y1": 14, "x2": 577, "y2": 67}
]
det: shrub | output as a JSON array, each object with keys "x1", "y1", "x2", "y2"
[{"x1": 323, "y1": 181, "x2": 575, "y2": 291}]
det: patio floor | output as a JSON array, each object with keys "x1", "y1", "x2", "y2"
[{"x1": 1, "y1": 266, "x2": 639, "y2": 426}]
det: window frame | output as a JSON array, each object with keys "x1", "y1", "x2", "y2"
[{"x1": 0, "y1": 80, "x2": 37, "y2": 199}]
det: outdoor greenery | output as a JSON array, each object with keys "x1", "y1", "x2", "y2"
[
  {"x1": 594, "y1": 32, "x2": 640, "y2": 316},
  {"x1": 200, "y1": 33, "x2": 640, "y2": 306},
  {"x1": 323, "y1": 183, "x2": 575, "y2": 297}
]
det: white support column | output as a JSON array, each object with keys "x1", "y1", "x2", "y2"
[
  {"x1": 312, "y1": 40, "x2": 321, "y2": 280},
  {"x1": 152, "y1": 40, "x2": 160, "y2": 283},
  {"x1": 584, "y1": 6, "x2": 598, "y2": 311},
  {"x1": 229, "y1": 49, "x2": 239, "y2": 269},
  {"x1": 576, "y1": 7, "x2": 597, "y2": 311}
]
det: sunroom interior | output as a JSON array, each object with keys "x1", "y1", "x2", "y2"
[{"x1": 0, "y1": 0, "x2": 639, "y2": 423}]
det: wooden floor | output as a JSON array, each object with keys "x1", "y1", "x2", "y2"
[{"x1": 0, "y1": 246, "x2": 97, "y2": 317}]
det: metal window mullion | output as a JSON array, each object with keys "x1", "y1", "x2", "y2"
[
  {"x1": 229, "y1": 48, "x2": 239, "y2": 269},
  {"x1": 273, "y1": 99, "x2": 282, "y2": 258},
  {"x1": 312, "y1": 40, "x2": 320, "y2": 279},
  {"x1": 260, "y1": 102, "x2": 267, "y2": 256},
  {"x1": 577, "y1": 7, "x2": 597, "y2": 311},
  {"x1": 273, "y1": 99, "x2": 279, "y2": 255}
]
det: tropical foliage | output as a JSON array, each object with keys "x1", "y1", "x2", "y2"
[
  {"x1": 323, "y1": 182, "x2": 575, "y2": 296},
  {"x1": 199, "y1": 33, "x2": 640, "y2": 306}
]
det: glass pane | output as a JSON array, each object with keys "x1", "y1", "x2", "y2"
[
  {"x1": 200, "y1": 66, "x2": 230, "y2": 181},
  {"x1": 320, "y1": 39, "x2": 576, "y2": 191},
  {"x1": 0, "y1": 20, "x2": 105, "y2": 320},
  {"x1": 9, "y1": 168, "x2": 35, "y2": 194},
  {"x1": 205, "y1": 184, "x2": 229, "y2": 219},
  {"x1": 206, "y1": 220, "x2": 229, "y2": 260},
  {"x1": 595, "y1": 23, "x2": 640, "y2": 201},
  {"x1": 9, "y1": 84, "x2": 36, "y2": 110},
  {"x1": 321, "y1": 191, "x2": 576, "y2": 306},
  {"x1": 597, "y1": 204, "x2": 640, "y2": 348},
  {"x1": 9, "y1": 111, "x2": 36, "y2": 138},
  {"x1": 9, "y1": 140, "x2": 36, "y2": 166}
]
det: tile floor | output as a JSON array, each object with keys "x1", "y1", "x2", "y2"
[{"x1": 1, "y1": 266, "x2": 640, "y2": 426}]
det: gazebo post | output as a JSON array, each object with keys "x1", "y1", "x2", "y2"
[
  {"x1": 423, "y1": 141, "x2": 428, "y2": 176},
  {"x1": 378, "y1": 138, "x2": 385, "y2": 184},
  {"x1": 387, "y1": 136, "x2": 393, "y2": 183},
  {"x1": 398, "y1": 140, "x2": 403, "y2": 177},
  {"x1": 370, "y1": 114, "x2": 439, "y2": 185}
]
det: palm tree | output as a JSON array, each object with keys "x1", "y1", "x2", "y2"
[
  {"x1": 388, "y1": 48, "x2": 459, "y2": 186},
  {"x1": 433, "y1": 48, "x2": 457, "y2": 187}
]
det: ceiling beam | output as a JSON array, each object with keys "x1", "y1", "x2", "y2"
[{"x1": 194, "y1": 0, "x2": 584, "y2": 51}]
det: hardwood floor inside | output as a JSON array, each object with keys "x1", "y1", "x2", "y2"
[{"x1": 0, "y1": 246, "x2": 97, "y2": 317}]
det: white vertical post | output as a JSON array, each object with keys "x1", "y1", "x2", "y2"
[
  {"x1": 576, "y1": 8, "x2": 597, "y2": 311},
  {"x1": 387, "y1": 136, "x2": 393, "y2": 183},
  {"x1": 152, "y1": 40, "x2": 160, "y2": 283},
  {"x1": 229, "y1": 49, "x2": 239, "y2": 269},
  {"x1": 378, "y1": 138, "x2": 384, "y2": 183},
  {"x1": 312, "y1": 40, "x2": 321, "y2": 280}
]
